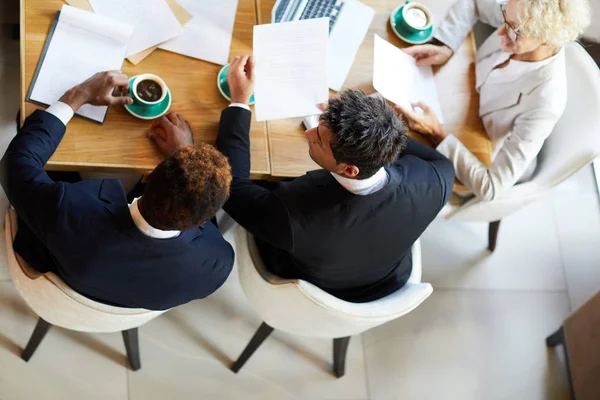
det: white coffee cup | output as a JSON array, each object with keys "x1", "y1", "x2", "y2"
[
  {"x1": 131, "y1": 73, "x2": 168, "y2": 105},
  {"x1": 402, "y1": 2, "x2": 433, "y2": 31}
]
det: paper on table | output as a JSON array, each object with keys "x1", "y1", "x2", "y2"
[
  {"x1": 64, "y1": 0, "x2": 192, "y2": 65},
  {"x1": 28, "y1": 5, "x2": 133, "y2": 123},
  {"x1": 89, "y1": 0, "x2": 183, "y2": 57},
  {"x1": 253, "y1": 18, "x2": 329, "y2": 122},
  {"x1": 373, "y1": 35, "x2": 445, "y2": 124},
  {"x1": 159, "y1": 0, "x2": 239, "y2": 66}
]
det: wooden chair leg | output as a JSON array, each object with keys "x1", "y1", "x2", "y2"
[
  {"x1": 21, "y1": 318, "x2": 52, "y2": 361},
  {"x1": 546, "y1": 326, "x2": 564, "y2": 347},
  {"x1": 333, "y1": 336, "x2": 351, "y2": 378},
  {"x1": 231, "y1": 322, "x2": 274, "y2": 373},
  {"x1": 122, "y1": 328, "x2": 141, "y2": 371},
  {"x1": 488, "y1": 220, "x2": 502, "y2": 252}
]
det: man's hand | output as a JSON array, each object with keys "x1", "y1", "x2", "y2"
[
  {"x1": 227, "y1": 55, "x2": 255, "y2": 105},
  {"x1": 59, "y1": 71, "x2": 133, "y2": 112},
  {"x1": 147, "y1": 112, "x2": 194, "y2": 157},
  {"x1": 403, "y1": 44, "x2": 453, "y2": 67},
  {"x1": 395, "y1": 102, "x2": 447, "y2": 146}
]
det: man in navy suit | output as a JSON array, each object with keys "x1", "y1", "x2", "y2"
[
  {"x1": 1, "y1": 71, "x2": 234, "y2": 310},
  {"x1": 214, "y1": 56, "x2": 455, "y2": 303}
]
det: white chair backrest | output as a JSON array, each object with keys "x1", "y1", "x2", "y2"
[
  {"x1": 234, "y1": 226, "x2": 433, "y2": 338},
  {"x1": 448, "y1": 42, "x2": 600, "y2": 222},
  {"x1": 5, "y1": 208, "x2": 165, "y2": 333}
]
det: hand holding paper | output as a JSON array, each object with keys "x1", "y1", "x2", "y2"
[{"x1": 373, "y1": 35, "x2": 444, "y2": 124}]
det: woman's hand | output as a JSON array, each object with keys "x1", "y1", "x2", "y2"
[
  {"x1": 403, "y1": 44, "x2": 453, "y2": 67},
  {"x1": 395, "y1": 102, "x2": 447, "y2": 146}
]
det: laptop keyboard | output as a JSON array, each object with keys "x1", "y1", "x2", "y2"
[{"x1": 299, "y1": 0, "x2": 345, "y2": 32}]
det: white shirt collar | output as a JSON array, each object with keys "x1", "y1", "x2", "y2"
[
  {"x1": 331, "y1": 168, "x2": 389, "y2": 196},
  {"x1": 129, "y1": 197, "x2": 180, "y2": 239}
]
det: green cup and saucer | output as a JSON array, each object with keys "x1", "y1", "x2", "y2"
[
  {"x1": 217, "y1": 64, "x2": 255, "y2": 105},
  {"x1": 390, "y1": 1, "x2": 435, "y2": 45},
  {"x1": 124, "y1": 73, "x2": 172, "y2": 120}
]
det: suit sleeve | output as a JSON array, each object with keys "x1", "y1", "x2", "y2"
[
  {"x1": 0, "y1": 110, "x2": 66, "y2": 240},
  {"x1": 436, "y1": 107, "x2": 559, "y2": 201},
  {"x1": 434, "y1": 0, "x2": 504, "y2": 52},
  {"x1": 400, "y1": 137, "x2": 455, "y2": 207},
  {"x1": 216, "y1": 107, "x2": 293, "y2": 252}
]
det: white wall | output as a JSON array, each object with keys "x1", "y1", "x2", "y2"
[{"x1": 584, "y1": 1, "x2": 600, "y2": 42}]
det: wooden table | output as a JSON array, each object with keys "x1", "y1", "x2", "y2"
[
  {"x1": 257, "y1": 0, "x2": 492, "y2": 191},
  {"x1": 20, "y1": 0, "x2": 270, "y2": 175}
]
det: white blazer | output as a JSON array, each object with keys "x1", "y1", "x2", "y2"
[{"x1": 432, "y1": 0, "x2": 568, "y2": 201}]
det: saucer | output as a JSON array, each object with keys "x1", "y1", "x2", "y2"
[
  {"x1": 217, "y1": 64, "x2": 255, "y2": 105},
  {"x1": 124, "y1": 76, "x2": 172, "y2": 120},
  {"x1": 390, "y1": 5, "x2": 434, "y2": 45}
]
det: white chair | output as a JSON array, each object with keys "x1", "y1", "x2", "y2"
[
  {"x1": 229, "y1": 226, "x2": 433, "y2": 377},
  {"x1": 444, "y1": 42, "x2": 600, "y2": 251},
  {"x1": 4, "y1": 208, "x2": 166, "y2": 370}
]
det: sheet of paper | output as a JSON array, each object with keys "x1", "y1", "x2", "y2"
[
  {"x1": 89, "y1": 0, "x2": 183, "y2": 57},
  {"x1": 373, "y1": 35, "x2": 445, "y2": 124},
  {"x1": 253, "y1": 18, "x2": 329, "y2": 122},
  {"x1": 64, "y1": 0, "x2": 192, "y2": 64},
  {"x1": 29, "y1": 5, "x2": 133, "y2": 123},
  {"x1": 159, "y1": 0, "x2": 239, "y2": 65}
]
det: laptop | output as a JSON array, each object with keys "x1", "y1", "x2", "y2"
[{"x1": 272, "y1": 0, "x2": 375, "y2": 91}]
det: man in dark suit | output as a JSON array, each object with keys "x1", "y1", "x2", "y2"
[
  {"x1": 211, "y1": 55, "x2": 455, "y2": 303},
  {"x1": 1, "y1": 71, "x2": 234, "y2": 311}
]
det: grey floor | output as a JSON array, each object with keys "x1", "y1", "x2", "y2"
[{"x1": 1, "y1": 11, "x2": 600, "y2": 400}]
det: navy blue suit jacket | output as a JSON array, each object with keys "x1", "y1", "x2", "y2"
[{"x1": 1, "y1": 110, "x2": 234, "y2": 310}]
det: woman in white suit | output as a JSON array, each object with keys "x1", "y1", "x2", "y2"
[{"x1": 398, "y1": 0, "x2": 590, "y2": 201}]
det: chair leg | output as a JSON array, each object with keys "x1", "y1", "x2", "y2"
[
  {"x1": 231, "y1": 322, "x2": 274, "y2": 373},
  {"x1": 21, "y1": 318, "x2": 52, "y2": 362},
  {"x1": 122, "y1": 328, "x2": 141, "y2": 371},
  {"x1": 488, "y1": 220, "x2": 502, "y2": 252},
  {"x1": 333, "y1": 336, "x2": 351, "y2": 378},
  {"x1": 546, "y1": 326, "x2": 565, "y2": 347}
]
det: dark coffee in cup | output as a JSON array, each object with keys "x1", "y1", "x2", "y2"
[{"x1": 136, "y1": 79, "x2": 163, "y2": 103}]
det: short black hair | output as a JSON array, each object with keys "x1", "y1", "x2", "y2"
[
  {"x1": 142, "y1": 144, "x2": 232, "y2": 231},
  {"x1": 320, "y1": 90, "x2": 407, "y2": 179}
]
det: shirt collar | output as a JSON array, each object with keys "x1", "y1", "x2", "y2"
[
  {"x1": 129, "y1": 197, "x2": 180, "y2": 239},
  {"x1": 331, "y1": 168, "x2": 389, "y2": 196}
]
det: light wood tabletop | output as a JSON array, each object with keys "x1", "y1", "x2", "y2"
[
  {"x1": 20, "y1": 0, "x2": 270, "y2": 175},
  {"x1": 257, "y1": 0, "x2": 492, "y2": 191}
]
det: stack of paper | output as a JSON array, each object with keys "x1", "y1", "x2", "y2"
[
  {"x1": 373, "y1": 35, "x2": 445, "y2": 123},
  {"x1": 89, "y1": 0, "x2": 183, "y2": 58},
  {"x1": 253, "y1": 18, "x2": 330, "y2": 122},
  {"x1": 28, "y1": 5, "x2": 133, "y2": 123},
  {"x1": 159, "y1": 0, "x2": 239, "y2": 66}
]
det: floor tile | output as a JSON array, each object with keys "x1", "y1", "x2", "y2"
[
  {"x1": 128, "y1": 334, "x2": 301, "y2": 400},
  {"x1": 551, "y1": 189, "x2": 600, "y2": 310},
  {"x1": 0, "y1": 282, "x2": 128, "y2": 400},
  {"x1": 421, "y1": 196, "x2": 565, "y2": 291},
  {"x1": 364, "y1": 290, "x2": 571, "y2": 400},
  {"x1": 136, "y1": 226, "x2": 369, "y2": 400}
]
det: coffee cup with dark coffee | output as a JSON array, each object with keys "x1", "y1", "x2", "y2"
[{"x1": 129, "y1": 74, "x2": 168, "y2": 107}]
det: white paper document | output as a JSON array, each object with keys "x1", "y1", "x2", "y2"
[
  {"x1": 253, "y1": 18, "x2": 329, "y2": 122},
  {"x1": 373, "y1": 35, "x2": 445, "y2": 123},
  {"x1": 89, "y1": 0, "x2": 182, "y2": 57},
  {"x1": 159, "y1": 0, "x2": 239, "y2": 65},
  {"x1": 28, "y1": 5, "x2": 133, "y2": 123}
]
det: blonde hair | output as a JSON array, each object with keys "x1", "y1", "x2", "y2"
[{"x1": 517, "y1": 0, "x2": 591, "y2": 47}]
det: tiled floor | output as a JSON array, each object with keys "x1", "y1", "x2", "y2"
[{"x1": 1, "y1": 17, "x2": 600, "y2": 400}]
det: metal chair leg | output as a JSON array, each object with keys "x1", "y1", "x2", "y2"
[
  {"x1": 22, "y1": 318, "x2": 52, "y2": 361},
  {"x1": 333, "y1": 336, "x2": 351, "y2": 378},
  {"x1": 546, "y1": 326, "x2": 564, "y2": 347},
  {"x1": 231, "y1": 322, "x2": 274, "y2": 373},
  {"x1": 122, "y1": 328, "x2": 141, "y2": 371},
  {"x1": 488, "y1": 220, "x2": 502, "y2": 252}
]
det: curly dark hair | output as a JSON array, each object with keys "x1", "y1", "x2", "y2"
[
  {"x1": 142, "y1": 144, "x2": 232, "y2": 231},
  {"x1": 320, "y1": 90, "x2": 407, "y2": 179}
]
